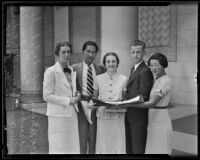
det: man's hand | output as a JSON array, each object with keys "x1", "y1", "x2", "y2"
[
  {"x1": 87, "y1": 104, "x2": 98, "y2": 110},
  {"x1": 87, "y1": 99, "x2": 97, "y2": 110}
]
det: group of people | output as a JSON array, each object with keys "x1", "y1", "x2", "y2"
[{"x1": 43, "y1": 40, "x2": 173, "y2": 154}]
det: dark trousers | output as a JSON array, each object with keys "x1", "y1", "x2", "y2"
[
  {"x1": 125, "y1": 116, "x2": 147, "y2": 154},
  {"x1": 78, "y1": 105, "x2": 97, "y2": 154}
]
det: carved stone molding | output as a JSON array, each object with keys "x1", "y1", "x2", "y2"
[
  {"x1": 69, "y1": 6, "x2": 101, "y2": 64},
  {"x1": 139, "y1": 4, "x2": 177, "y2": 62}
]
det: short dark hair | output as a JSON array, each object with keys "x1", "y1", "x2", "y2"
[
  {"x1": 103, "y1": 52, "x2": 120, "y2": 68},
  {"x1": 130, "y1": 40, "x2": 146, "y2": 50},
  {"x1": 82, "y1": 41, "x2": 98, "y2": 52},
  {"x1": 54, "y1": 41, "x2": 72, "y2": 56},
  {"x1": 148, "y1": 53, "x2": 168, "y2": 68}
]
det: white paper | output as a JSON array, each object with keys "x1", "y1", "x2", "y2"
[
  {"x1": 81, "y1": 101, "x2": 93, "y2": 124},
  {"x1": 104, "y1": 95, "x2": 142, "y2": 105}
]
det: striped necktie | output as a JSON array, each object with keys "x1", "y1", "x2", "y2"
[{"x1": 87, "y1": 65, "x2": 93, "y2": 96}]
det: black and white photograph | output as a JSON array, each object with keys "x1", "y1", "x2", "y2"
[{"x1": 2, "y1": 1, "x2": 198, "y2": 158}]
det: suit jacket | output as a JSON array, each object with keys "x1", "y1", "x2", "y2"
[
  {"x1": 126, "y1": 61, "x2": 153, "y2": 124},
  {"x1": 43, "y1": 61, "x2": 78, "y2": 117},
  {"x1": 72, "y1": 62, "x2": 106, "y2": 95}
]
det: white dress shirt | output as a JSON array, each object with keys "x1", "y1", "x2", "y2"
[{"x1": 134, "y1": 60, "x2": 144, "y2": 71}]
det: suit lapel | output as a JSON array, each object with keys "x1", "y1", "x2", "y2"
[
  {"x1": 127, "y1": 68, "x2": 138, "y2": 86},
  {"x1": 77, "y1": 63, "x2": 83, "y2": 87},
  {"x1": 94, "y1": 63, "x2": 100, "y2": 75},
  {"x1": 127, "y1": 61, "x2": 145, "y2": 86},
  {"x1": 76, "y1": 63, "x2": 102, "y2": 87},
  {"x1": 77, "y1": 63, "x2": 99, "y2": 84},
  {"x1": 55, "y1": 61, "x2": 72, "y2": 89},
  {"x1": 62, "y1": 73, "x2": 72, "y2": 89},
  {"x1": 71, "y1": 70, "x2": 76, "y2": 96}
]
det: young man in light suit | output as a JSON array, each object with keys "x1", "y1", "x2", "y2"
[
  {"x1": 73, "y1": 41, "x2": 105, "y2": 154},
  {"x1": 125, "y1": 40, "x2": 154, "y2": 154},
  {"x1": 43, "y1": 41, "x2": 81, "y2": 154}
]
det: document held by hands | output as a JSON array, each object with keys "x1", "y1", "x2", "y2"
[
  {"x1": 81, "y1": 101, "x2": 93, "y2": 124},
  {"x1": 92, "y1": 95, "x2": 144, "y2": 107}
]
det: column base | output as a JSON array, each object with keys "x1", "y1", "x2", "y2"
[
  {"x1": 20, "y1": 102, "x2": 47, "y2": 115},
  {"x1": 20, "y1": 93, "x2": 44, "y2": 103}
]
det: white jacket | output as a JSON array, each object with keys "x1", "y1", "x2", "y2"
[{"x1": 43, "y1": 61, "x2": 78, "y2": 117}]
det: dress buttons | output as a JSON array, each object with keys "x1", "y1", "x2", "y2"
[
  {"x1": 109, "y1": 90, "x2": 112, "y2": 93},
  {"x1": 108, "y1": 97, "x2": 111, "y2": 100},
  {"x1": 109, "y1": 84, "x2": 112, "y2": 86}
]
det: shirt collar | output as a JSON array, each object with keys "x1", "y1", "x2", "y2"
[
  {"x1": 106, "y1": 71, "x2": 119, "y2": 79},
  {"x1": 134, "y1": 60, "x2": 143, "y2": 70},
  {"x1": 83, "y1": 61, "x2": 94, "y2": 68}
]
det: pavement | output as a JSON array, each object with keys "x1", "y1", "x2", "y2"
[
  {"x1": 4, "y1": 96, "x2": 48, "y2": 154},
  {"x1": 168, "y1": 103, "x2": 197, "y2": 156}
]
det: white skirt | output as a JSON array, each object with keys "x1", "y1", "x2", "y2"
[
  {"x1": 96, "y1": 117, "x2": 126, "y2": 154},
  {"x1": 145, "y1": 122, "x2": 172, "y2": 154},
  {"x1": 48, "y1": 111, "x2": 80, "y2": 154}
]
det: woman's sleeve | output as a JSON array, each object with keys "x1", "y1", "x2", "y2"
[
  {"x1": 43, "y1": 69, "x2": 70, "y2": 108},
  {"x1": 153, "y1": 80, "x2": 171, "y2": 97},
  {"x1": 93, "y1": 76, "x2": 99, "y2": 90}
]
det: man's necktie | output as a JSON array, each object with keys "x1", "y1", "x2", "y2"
[
  {"x1": 87, "y1": 65, "x2": 93, "y2": 96},
  {"x1": 130, "y1": 65, "x2": 135, "y2": 77}
]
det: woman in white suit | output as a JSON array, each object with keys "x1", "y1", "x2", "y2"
[{"x1": 43, "y1": 41, "x2": 81, "y2": 154}]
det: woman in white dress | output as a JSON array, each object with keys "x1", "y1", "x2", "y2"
[
  {"x1": 43, "y1": 41, "x2": 81, "y2": 154},
  {"x1": 90, "y1": 52, "x2": 127, "y2": 154},
  {"x1": 123, "y1": 53, "x2": 173, "y2": 154}
]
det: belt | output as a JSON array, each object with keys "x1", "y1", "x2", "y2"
[
  {"x1": 81, "y1": 95, "x2": 92, "y2": 101},
  {"x1": 152, "y1": 106, "x2": 168, "y2": 109}
]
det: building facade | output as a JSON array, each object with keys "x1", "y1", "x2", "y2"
[{"x1": 4, "y1": 4, "x2": 198, "y2": 155}]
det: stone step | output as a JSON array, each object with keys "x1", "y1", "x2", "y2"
[
  {"x1": 172, "y1": 131, "x2": 197, "y2": 156},
  {"x1": 169, "y1": 104, "x2": 197, "y2": 156}
]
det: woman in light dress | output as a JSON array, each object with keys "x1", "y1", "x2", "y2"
[
  {"x1": 90, "y1": 52, "x2": 127, "y2": 154},
  {"x1": 123, "y1": 53, "x2": 173, "y2": 154},
  {"x1": 43, "y1": 41, "x2": 81, "y2": 154}
]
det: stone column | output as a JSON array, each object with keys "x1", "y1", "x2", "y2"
[
  {"x1": 101, "y1": 6, "x2": 138, "y2": 77},
  {"x1": 11, "y1": 7, "x2": 20, "y2": 91},
  {"x1": 20, "y1": 7, "x2": 44, "y2": 104}
]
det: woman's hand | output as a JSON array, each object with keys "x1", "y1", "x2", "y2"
[
  {"x1": 70, "y1": 91, "x2": 81, "y2": 105},
  {"x1": 75, "y1": 91, "x2": 81, "y2": 102}
]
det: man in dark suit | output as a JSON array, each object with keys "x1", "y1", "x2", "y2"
[
  {"x1": 73, "y1": 41, "x2": 105, "y2": 154},
  {"x1": 125, "y1": 40, "x2": 154, "y2": 154}
]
